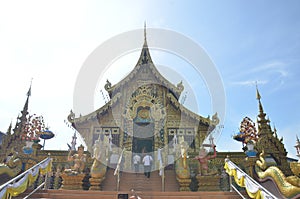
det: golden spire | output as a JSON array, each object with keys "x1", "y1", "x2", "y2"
[
  {"x1": 136, "y1": 22, "x2": 153, "y2": 65},
  {"x1": 255, "y1": 84, "x2": 271, "y2": 136},
  {"x1": 144, "y1": 21, "x2": 147, "y2": 43},
  {"x1": 256, "y1": 83, "x2": 266, "y2": 118},
  {"x1": 14, "y1": 80, "x2": 32, "y2": 135},
  {"x1": 6, "y1": 121, "x2": 12, "y2": 135},
  {"x1": 256, "y1": 82, "x2": 261, "y2": 100}
]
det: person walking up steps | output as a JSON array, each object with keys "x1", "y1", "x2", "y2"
[
  {"x1": 142, "y1": 153, "x2": 153, "y2": 178},
  {"x1": 133, "y1": 154, "x2": 141, "y2": 173}
]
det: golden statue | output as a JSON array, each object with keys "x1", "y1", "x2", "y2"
[{"x1": 66, "y1": 144, "x2": 87, "y2": 174}]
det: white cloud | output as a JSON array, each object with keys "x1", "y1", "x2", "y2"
[
  {"x1": 230, "y1": 80, "x2": 267, "y2": 86},
  {"x1": 228, "y1": 60, "x2": 290, "y2": 95}
]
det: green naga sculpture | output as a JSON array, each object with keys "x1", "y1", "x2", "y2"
[{"x1": 0, "y1": 150, "x2": 22, "y2": 184}]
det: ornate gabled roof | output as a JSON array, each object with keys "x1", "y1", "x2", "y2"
[
  {"x1": 70, "y1": 85, "x2": 215, "y2": 128},
  {"x1": 104, "y1": 25, "x2": 184, "y2": 100},
  {"x1": 70, "y1": 25, "x2": 218, "y2": 129},
  {"x1": 68, "y1": 92, "x2": 122, "y2": 125}
]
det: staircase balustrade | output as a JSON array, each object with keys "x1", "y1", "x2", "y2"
[
  {"x1": 114, "y1": 148, "x2": 125, "y2": 191},
  {"x1": 0, "y1": 156, "x2": 52, "y2": 199},
  {"x1": 224, "y1": 158, "x2": 276, "y2": 199}
]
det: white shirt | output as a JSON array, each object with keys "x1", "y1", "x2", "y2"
[
  {"x1": 133, "y1": 154, "x2": 141, "y2": 164},
  {"x1": 142, "y1": 155, "x2": 153, "y2": 166}
]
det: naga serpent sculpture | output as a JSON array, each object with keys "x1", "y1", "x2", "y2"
[
  {"x1": 90, "y1": 137, "x2": 109, "y2": 180},
  {"x1": 0, "y1": 151, "x2": 22, "y2": 178},
  {"x1": 255, "y1": 151, "x2": 300, "y2": 198}
]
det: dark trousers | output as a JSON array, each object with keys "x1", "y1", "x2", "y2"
[
  {"x1": 144, "y1": 165, "x2": 151, "y2": 178},
  {"x1": 134, "y1": 164, "x2": 139, "y2": 172}
]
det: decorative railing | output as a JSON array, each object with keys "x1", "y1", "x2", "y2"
[
  {"x1": 224, "y1": 158, "x2": 276, "y2": 199},
  {"x1": 0, "y1": 157, "x2": 52, "y2": 199},
  {"x1": 114, "y1": 148, "x2": 125, "y2": 191},
  {"x1": 158, "y1": 148, "x2": 165, "y2": 192}
]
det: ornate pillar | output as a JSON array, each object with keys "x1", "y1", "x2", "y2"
[
  {"x1": 154, "y1": 120, "x2": 160, "y2": 151},
  {"x1": 124, "y1": 119, "x2": 133, "y2": 151},
  {"x1": 176, "y1": 157, "x2": 191, "y2": 191},
  {"x1": 175, "y1": 142, "x2": 191, "y2": 191}
]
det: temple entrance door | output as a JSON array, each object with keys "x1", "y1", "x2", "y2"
[
  {"x1": 132, "y1": 138, "x2": 153, "y2": 154},
  {"x1": 132, "y1": 122, "x2": 154, "y2": 153}
]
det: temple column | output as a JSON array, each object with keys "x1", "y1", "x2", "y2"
[
  {"x1": 123, "y1": 119, "x2": 133, "y2": 171},
  {"x1": 154, "y1": 120, "x2": 160, "y2": 151}
]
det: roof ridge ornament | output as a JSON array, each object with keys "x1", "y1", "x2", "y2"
[
  {"x1": 255, "y1": 84, "x2": 272, "y2": 136},
  {"x1": 144, "y1": 21, "x2": 147, "y2": 43},
  {"x1": 256, "y1": 82, "x2": 265, "y2": 116},
  {"x1": 27, "y1": 78, "x2": 33, "y2": 97},
  {"x1": 138, "y1": 22, "x2": 153, "y2": 65},
  {"x1": 256, "y1": 81, "x2": 261, "y2": 100}
]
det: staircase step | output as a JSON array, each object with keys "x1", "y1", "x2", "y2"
[
  {"x1": 101, "y1": 166, "x2": 180, "y2": 192},
  {"x1": 21, "y1": 189, "x2": 245, "y2": 199}
]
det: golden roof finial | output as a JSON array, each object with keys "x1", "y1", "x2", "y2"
[
  {"x1": 7, "y1": 121, "x2": 12, "y2": 135},
  {"x1": 144, "y1": 21, "x2": 147, "y2": 43},
  {"x1": 256, "y1": 81, "x2": 261, "y2": 100},
  {"x1": 256, "y1": 82, "x2": 265, "y2": 117},
  {"x1": 27, "y1": 78, "x2": 33, "y2": 97}
]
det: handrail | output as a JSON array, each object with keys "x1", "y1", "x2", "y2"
[
  {"x1": 0, "y1": 156, "x2": 51, "y2": 198},
  {"x1": 0, "y1": 157, "x2": 50, "y2": 190},
  {"x1": 23, "y1": 181, "x2": 45, "y2": 199},
  {"x1": 114, "y1": 148, "x2": 125, "y2": 191},
  {"x1": 230, "y1": 184, "x2": 247, "y2": 199},
  {"x1": 225, "y1": 158, "x2": 277, "y2": 199},
  {"x1": 158, "y1": 148, "x2": 165, "y2": 192}
]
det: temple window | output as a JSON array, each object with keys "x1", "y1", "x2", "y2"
[{"x1": 167, "y1": 128, "x2": 195, "y2": 149}]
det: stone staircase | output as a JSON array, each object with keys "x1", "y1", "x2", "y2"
[
  {"x1": 102, "y1": 168, "x2": 179, "y2": 192},
  {"x1": 101, "y1": 168, "x2": 118, "y2": 191},
  {"x1": 15, "y1": 167, "x2": 245, "y2": 198},
  {"x1": 119, "y1": 171, "x2": 162, "y2": 192},
  {"x1": 17, "y1": 189, "x2": 244, "y2": 199}
]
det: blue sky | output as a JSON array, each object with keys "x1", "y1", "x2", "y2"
[{"x1": 0, "y1": 1, "x2": 300, "y2": 159}]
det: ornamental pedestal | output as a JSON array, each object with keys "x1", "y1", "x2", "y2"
[
  {"x1": 60, "y1": 173, "x2": 85, "y2": 190},
  {"x1": 177, "y1": 178, "x2": 191, "y2": 191},
  {"x1": 89, "y1": 159, "x2": 108, "y2": 190},
  {"x1": 89, "y1": 177, "x2": 105, "y2": 190},
  {"x1": 196, "y1": 175, "x2": 221, "y2": 191}
]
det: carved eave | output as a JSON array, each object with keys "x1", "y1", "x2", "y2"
[
  {"x1": 106, "y1": 62, "x2": 184, "y2": 101},
  {"x1": 71, "y1": 92, "x2": 122, "y2": 126},
  {"x1": 167, "y1": 93, "x2": 218, "y2": 131}
]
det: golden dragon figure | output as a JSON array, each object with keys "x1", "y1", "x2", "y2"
[
  {"x1": 0, "y1": 151, "x2": 22, "y2": 178},
  {"x1": 255, "y1": 151, "x2": 300, "y2": 198}
]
